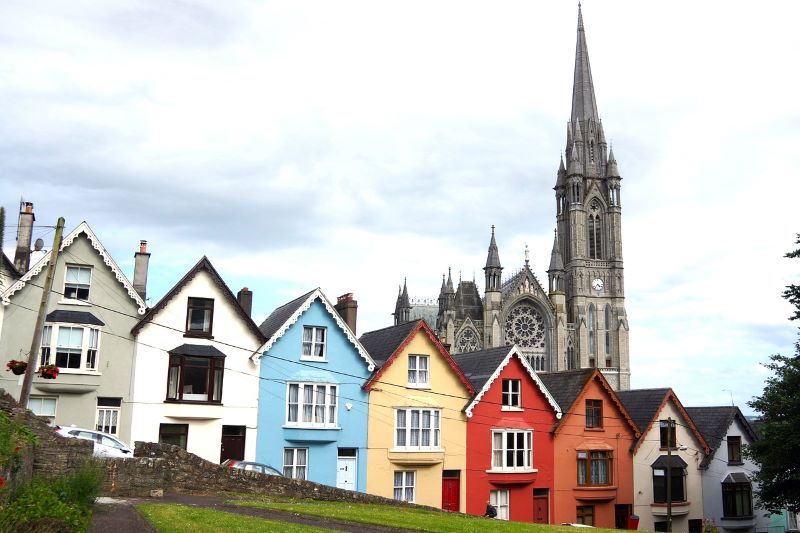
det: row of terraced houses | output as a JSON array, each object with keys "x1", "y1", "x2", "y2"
[{"x1": 0, "y1": 210, "x2": 794, "y2": 532}]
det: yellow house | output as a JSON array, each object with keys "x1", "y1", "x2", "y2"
[{"x1": 359, "y1": 320, "x2": 474, "y2": 511}]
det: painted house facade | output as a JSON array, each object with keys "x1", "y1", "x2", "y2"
[
  {"x1": 360, "y1": 320, "x2": 474, "y2": 511},
  {"x1": 453, "y1": 345, "x2": 561, "y2": 523},
  {"x1": 0, "y1": 221, "x2": 147, "y2": 446},
  {"x1": 254, "y1": 289, "x2": 374, "y2": 492},
  {"x1": 539, "y1": 369, "x2": 638, "y2": 528},
  {"x1": 129, "y1": 257, "x2": 265, "y2": 463},
  {"x1": 686, "y1": 406, "x2": 770, "y2": 533},
  {"x1": 617, "y1": 388, "x2": 710, "y2": 533}
]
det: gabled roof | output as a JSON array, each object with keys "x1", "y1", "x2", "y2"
[
  {"x1": 253, "y1": 288, "x2": 375, "y2": 371},
  {"x1": 616, "y1": 388, "x2": 710, "y2": 454},
  {"x1": 1, "y1": 222, "x2": 146, "y2": 314},
  {"x1": 538, "y1": 369, "x2": 639, "y2": 436},
  {"x1": 685, "y1": 405, "x2": 758, "y2": 468},
  {"x1": 453, "y1": 345, "x2": 561, "y2": 419},
  {"x1": 131, "y1": 256, "x2": 266, "y2": 344},
  {"x1": 360, "y1": 320, "x2": 474, "y2": 395}
]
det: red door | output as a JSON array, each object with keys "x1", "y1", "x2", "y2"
[
  {"x1": 534, "y1": 493, "x2": 549, "y2": 523},
  {"x1": 441, "y1": 471, "x2": 460, "y2": 512}
]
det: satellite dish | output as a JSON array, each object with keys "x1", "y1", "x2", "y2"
[{"x1": 34, "y1": 238, "x2": 44, "y2": 251}]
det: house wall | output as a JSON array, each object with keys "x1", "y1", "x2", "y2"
[
  {"x1": 552, "y1": 376, "x2": 635, "y2": 528},
  {"x1": 465, "y1": 356, "x2": 557, "y2": 522},
  {"x1": 129, "y1": 269, "x2": 262, "y2": 464},
  {"x1": 255, "y1": 298, "x2": 372, "y2": 491},
  {"x1": 701, "y1": 418, "x2": 771, "y2": 533},
  {"x1": 0, "y1": 234, "x2": 140, "y2": 444},
  {"x1": 365, "y1": 331, "x2": 469, "y2": 510},
  {"x1": 632, "y1": 401, "x2": 705, "y2": 533}
]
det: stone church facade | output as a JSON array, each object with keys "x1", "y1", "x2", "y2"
[{"x1": 393, "y1": 8, "x2": 630, "y2": 390}]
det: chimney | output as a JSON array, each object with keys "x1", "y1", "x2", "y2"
[
  {"x1": 133, "y1": 240, "x2": 150, "y2": 301},
  {"x1": 237, "y1": 287, "x2": 253, "y2": 317},
  {"x1": 335, "y1": 293, "x2": 358, "y2": 334},
  {"x1": 13, "y1": 201, "x2": 35, "y2": 274}
]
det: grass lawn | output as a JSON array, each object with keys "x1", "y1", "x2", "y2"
[
  {"x1": 228, "y1": 497, "x2": 620, "y2": 533},
  {"x1": 137, "y1": 503, "x2": 331, "y2": 533}
]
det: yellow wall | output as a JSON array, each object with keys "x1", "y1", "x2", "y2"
[{"x1": 365, "y1": 330, "x2": 469, "y2": 510}]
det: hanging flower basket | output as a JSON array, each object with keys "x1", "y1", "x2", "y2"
[
  {"x1": 6, "y1": 360, "x2": 28, "y2": 375},
  {"x1": 37, "y1": 365, "x2": 59, "y2": 380}
]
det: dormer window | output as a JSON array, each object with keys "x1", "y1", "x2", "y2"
[
  {"x1": 64, "y1": 265, "x2": 92, "y2": 301},
  {"x1": 186, "y1": 298, "x2": 214, "y2": 337}
]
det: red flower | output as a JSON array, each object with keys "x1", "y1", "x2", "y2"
[{"x1": 0, "y1": 476, "x2": 5, "y2": 489}]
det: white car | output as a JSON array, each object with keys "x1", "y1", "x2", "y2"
[{"x1": 55, "y1": 426, "x2": 133, "y2": 458}]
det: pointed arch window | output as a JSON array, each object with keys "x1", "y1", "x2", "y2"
[
  {"x1": 588, "y1": 305, "x2": 596, "y2": 364},
  {"x1": 588, "y1": 201, "x2": 603, "y2": 259},
  {"x1": 567, "y1": 337, "x2": 577, "y2": 370},
  {"x1": 604, "y1": 305, "x2": 612, "y2": 367}
]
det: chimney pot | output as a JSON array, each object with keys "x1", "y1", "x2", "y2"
[{"x1": 139, "y1": 240, "x2": 148, "y2": 253}]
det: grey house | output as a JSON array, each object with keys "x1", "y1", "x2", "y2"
[{"x1": 0, "y1": 214, "x2": 149, "y2": 447}]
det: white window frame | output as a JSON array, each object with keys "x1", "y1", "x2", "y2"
[
  {"x1": 63, "y1": 265, "x2": 92, "y2": 302},
  {"x1": 393, "y1": 471, "x2": 415, "y2": 502},
  {"x1": 28, "y1": 396, "x2": 57, "y2": 426},
  {"x1": 283, "y1": 447, "x2": 308, "y2": 480},
  {"x1": 407, "y1": 355, "x2": 429, "y2": 388},
  {"x1": 39, "y1": 323, "x2": 102, "y2": 373},
  {"x1": 490, "y1": 429, "x2": 534, "y2": 472},
  {"x1": 394, "y1": 408, "x2": 441, "y2": 451},
  {"x1": 96, "y1": 398, "x2": 121, "y2": 436},
  {"x1": 285, "y1": 383, "x2": 338, "y2": 428},
  {"x1": 301, "y1": 326, "x2": 327, "y2": 360},
  {"x1": 501, "y1": 379, "x2": 522, "y2": 410},
  {"x1": 490, "y1": 489, "x2": 510, "y2": 520},
  {"x1": 787, "y1": 512, "x2": 799, "y2": 531}
]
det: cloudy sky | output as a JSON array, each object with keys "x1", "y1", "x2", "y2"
[{"x1": 1, "y1": 1, "x2": 798, "y2": 415}]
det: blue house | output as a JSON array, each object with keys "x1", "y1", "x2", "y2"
[{"x1": 254, "y1": 289, "x2": 375, "y2": 492}]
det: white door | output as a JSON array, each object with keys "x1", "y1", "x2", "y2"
[{"x1": 336, "y1": 457, "x2": 357, "y2": 490}]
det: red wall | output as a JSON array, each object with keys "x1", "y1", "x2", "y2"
[{"x1": 465, "y1": 356, "x2": 558, "y2": 522}]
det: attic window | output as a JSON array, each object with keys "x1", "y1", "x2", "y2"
[{"x1": 186, "y1": 298, "x2": 214, "y2": 337}]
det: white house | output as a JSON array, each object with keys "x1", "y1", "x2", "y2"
[{"x1": 129, "y1": 257, "x2": 266, "y2": 463}]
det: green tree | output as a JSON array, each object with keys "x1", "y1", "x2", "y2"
[{"x1": 746, "y1": 235, "x2": 800, "y2": 513}]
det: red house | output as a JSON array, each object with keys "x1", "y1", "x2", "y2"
[{"x1": 453, "y1": 346, "x2": 562, "y2": 523}]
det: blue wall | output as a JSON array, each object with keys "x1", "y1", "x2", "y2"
[{"x1": 256, "y1": 297, "x2": 372, "y2": 491}]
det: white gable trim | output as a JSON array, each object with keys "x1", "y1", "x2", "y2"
[
  {"x1": 252, "y1": 288, "x2": 375, "y2": 371},
  {"x1": 1, "y1": 222, "x2": 147, "y2": 314},
  {"x1": 464, "y1": 344, "x2": 562, "y2": 419}
]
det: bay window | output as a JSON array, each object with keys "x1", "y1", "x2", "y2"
[
  {"x1": 394, "y1": 408, "x2": 440, "y2": 450},
  {"x1": 578, "y1": 450, "x2": 612, "y2": 486},
  {"x1": 40, "y1": 322, "x2": 102, "y2": 371},
  {"x1": 491, "y1": 429, "x2": 533, "y2": 471},
  {"x1": 286, "y1": 383, "x2": 338, "y2": 427},
  {"x1": 166, "y1": 346, "x2": 224, "y2": 403}
]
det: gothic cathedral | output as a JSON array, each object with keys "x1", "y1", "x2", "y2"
[{"x1": 392, "y1": 7, "x2": 630, "y2": 390}]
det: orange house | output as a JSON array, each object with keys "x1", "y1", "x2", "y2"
[{"x1": 539, "y1": 369, "x2": 639, "y2": 528}]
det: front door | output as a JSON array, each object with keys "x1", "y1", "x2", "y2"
[
  {"x1": 533, "y1": 489, "x2": 549, "y2": 523},
  {"x1": 336, "y1": 448, "x2": 357, "y2": 490},
  {"x1": 220, "y1": 425, "x2": 246, "y2": 463},
  {"x1": 441, "y1": 470, "x2": 460, "y2": 512}
]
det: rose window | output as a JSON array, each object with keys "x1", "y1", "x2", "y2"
[
  {"x1": 456, "y1": 328, "x2": 480, "y2": 353},
  {"x1": 505, "y1": 304, "x2": 546, "y2": 349}
]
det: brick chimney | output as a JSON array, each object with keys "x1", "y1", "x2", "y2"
[
  {"x1": 133, "y1": 240, "x2": 150, "y2": 301},
  {"x1": 237, "y1": 287, "x2": 253, "y2": 317},
  {"x1": 335, "y1": 293, "x2": 358, "y2": 334},
  {"x1": 13, "y1": 201, "x2": 34, "y2": 274}
]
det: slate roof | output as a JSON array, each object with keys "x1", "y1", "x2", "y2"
[
  {"x1": 132, "y1": 256, "x2": 266, "y2": 343},
  {"x1": 45, "y1": 310, "x2": 105, "y2": 327},
  {"x1": 538, "y1": 369, "x2": 595, "y2": 414},
  {"x1": 685, "y1": 405, "x2": 758, "y2": 467},
  {"x1": 168, "y1": 343, "x2": 227, "y2": 358},
  {"x1": 258, "y1": 289, "x2": 316, "y2": 340},
  {"x1": 616, "y1": 388, "x2": 671, "y2": 436},
  {"x1": 451, "y1": 346, "x2": 512, "y2": 392},
  {"x1": 1, "y1": 253, "x2": 20, "y2": 279},
  {"x1": 359, "y1": 320, "x2": 419, "y2": 368},
  {"x1": 651, "y1": 455, "x2": 688, "y2": 469}
]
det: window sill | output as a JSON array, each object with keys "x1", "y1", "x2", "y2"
[
  {"x1": 283, "y1": 425, "x2": 341, "y2": 430},
  {"x1": 183, "y1": 332, "x2": 214, "y2": 339},
  {"x1": 164, "y1": 399, "x2": 223, "y2": 405},
  {"x1": 58, "y1": 299, "x2": 91, "y2": 307},
  {"x1": 727, "y1": 461, "x2": 744, "y2": 466},
  {"x1": 501, "y1": 406, "x2": 524, "y2": 412},
  {"x1": 390, "y1": 447, "x2": 444, "y2": 453},
  {"x1": 299, "y1": 356, "x2": 327, "y2": 363},
  {"x1": 486, "y1": 468, "x2": 538, "y2": 474},
  {"x1": 406, "y1": 384, "x2": 431, "y2": 390},
  {"x1": 584, "y1": 427, "x2": 604, "y2": 432},
  {"x1": 39, "y1": 368, "x2": 101, "y2": 376}
]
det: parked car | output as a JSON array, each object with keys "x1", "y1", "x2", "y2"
[
  {"x1": 55, "y1": 426, "x2": 133, "y2": 458},
  {"x1": 221, "y1": 459, "x2": 283, "y2": 476}
]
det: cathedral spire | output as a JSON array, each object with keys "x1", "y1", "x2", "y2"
[
  {"x1": 485, "y1": 225, "x2": 501, "y2": 269},
  {"x1": 446, "y1": 267, "x2": 455, "y2": 293},
  {"x1": 571, "y1": 4, "x2": 599, "y2": 126},
  {"x1": 548, "y1": 229, "x2": 564, "y2": 272},
  {"x1": 484, "y1": 226, "x2": 503, "y2": 292}
]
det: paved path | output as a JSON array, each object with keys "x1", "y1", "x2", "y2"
[{"x1": 90, "y1": 494, "x2": 416, "y2": 533}]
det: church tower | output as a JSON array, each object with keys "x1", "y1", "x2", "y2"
[{"x1": 554, "y1": 6, "x2": 630, "y2": 389}]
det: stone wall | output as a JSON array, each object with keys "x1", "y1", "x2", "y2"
[
  {"x1": 0, "y1": 389, "x2": 93, "y2": 489},
  {"x1": 101, "y1": 441, "x2": 414, "y2": 507}
]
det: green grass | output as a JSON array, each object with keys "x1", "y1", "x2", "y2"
[
  {"x1": 228, "y1": 497, "x2": 620, "y2": 533},
  {"x1": 136, "y1": 503, "x2": 332, "y2": 533}
]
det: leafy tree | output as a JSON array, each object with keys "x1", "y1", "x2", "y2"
[{"x1": 746, "y1": 235, "x2": 800, "y2": 513}]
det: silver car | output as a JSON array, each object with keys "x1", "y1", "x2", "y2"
[{"x1": 55, "y1": 426, "x2": 133, "y2": 458}]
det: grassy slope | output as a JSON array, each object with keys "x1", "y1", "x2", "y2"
[{"x1": 137, "y1": 503, "x2": 331, "y2": 533}]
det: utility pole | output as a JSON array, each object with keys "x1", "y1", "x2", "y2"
[
  {"x1": 666, "y1": 416, "x2": 674, "y2": 533},
  {"x1": 20, "y1": 217, "x2": 65, "y2": 408}
]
